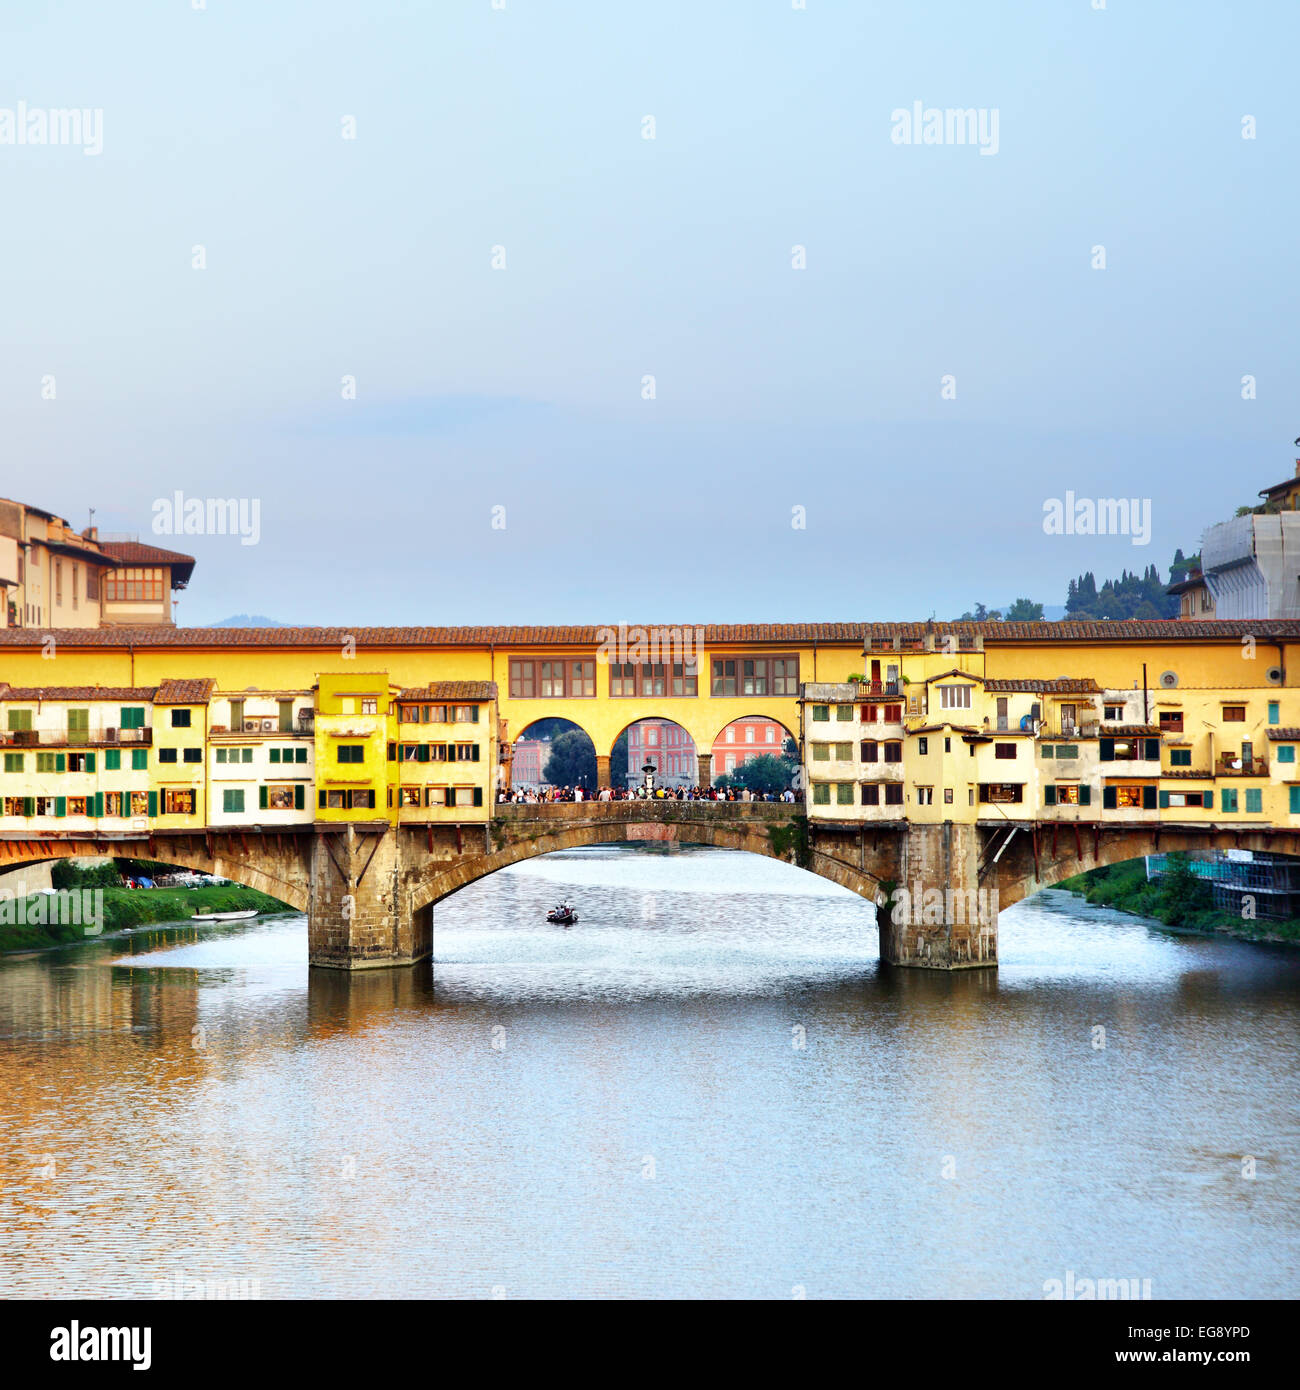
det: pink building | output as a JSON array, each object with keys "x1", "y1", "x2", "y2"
[
  {"x1": 712, "y1": 717, "x2": 789, "y2": 778},
  {"x1": 511, "y1": 737, "x2": 550, "y2": 788},
  {"x1": 626, "y1": 720, "x2": 696, "y2": 787}
]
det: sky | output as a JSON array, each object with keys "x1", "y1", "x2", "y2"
[{"x1": 3, "y1": 0, "x2": 1297, "y2": 626}]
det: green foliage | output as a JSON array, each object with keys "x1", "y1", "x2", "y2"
[
  {"x1": 717, "y1": 753, "x2": 794, "y2": 795},
  {"x1": 543, "y1": 728, "x2": 597, "y2": 787},
  {"x1": 1004, "y1": 598, "x2": 1044, "y2": 621},
  {"x1": 1065, "y1": 557, "x2": 1185, "y2": 620},
  {"x1": 609, "y1": 729, "x2": 629, "y2": 789},
  {"x1": 50, "y1": 860, "x2": 121, "y2": 889},
  {"x1": 767, "y1": 817, "x2": 809, "y2": 867}
]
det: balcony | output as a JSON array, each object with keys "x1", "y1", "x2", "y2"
[
  {"x1": 0, "y1": 727, "x2": 152, "y2": 748},
  {"x1": 855, "y1": 680, "x2": 903, "y2": 698},
  {"x1": 211, "y1": 715, "x2": 315, "y2": 738},
  {"x1": 1217, "y1": 755, "x2": 1269, "y2": 777}
]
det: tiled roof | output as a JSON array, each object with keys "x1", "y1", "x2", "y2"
[
  {"x1": 921, "y1": 668, "x2": 983, "y2": 685},
  {"x1": 398, "y1": 682, "x2": 498, "y2": 701},
  {"x1": 0, "y1": 683, "x2": 157, "y2": 702},
  {"x1": 154, "y1": 677, "x2": 216, "y2": 704},
  {"x1": 98, "y1": 541, "x2": 197, "y2": 566},
  {"x1": 983, "y1": 678, "x2": 1102, "y2": 694},
  {"x1": 1266, "y1": 728, "x2": 1300, "y2": 740},
  {"x1": 1107, "y1": 724, "x2": 1162, "y2": 736},
  {"x1": 2, "y1": 618, "x2": 1300, "y2": 649}
]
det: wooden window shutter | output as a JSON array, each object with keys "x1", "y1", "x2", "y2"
[
  {"x1": 1078, "y1": 784, "x2": 1091, "y2": 806},
  {"x1": 1144, "y1": 739, "x2": 1159, "y2": 761},
  {"x1": 1202, "y1": 791, "x2": 1213, "y2": 809},
  {"x1": 86, "y1": 752, "x2": 96, "y2": 772},
  {"x1": 1142, "y1": 786, "x2": 1157, "y2": 810},
  {"x1": 295, "y1": 784, "x2": 305, "y2": 810},
  {"x1": 148, "y1": 791, "x2": 158, "y2": 817},
  {"x1": 1099, "y1": 739, "x2": 1114, "y2": 762},
  {"x1": 1044, "y1": 785, "x2": 1056, "y2": 805},
  {"x1": 1102, "y1": 786, "x2": 1117, "y2": 809},
  {"x1": 1159, "y1": 790, "x2": 1169, "y2": 808},
  {"x1": 259, "y1": 785, "x2": 269, "y2": 810}
]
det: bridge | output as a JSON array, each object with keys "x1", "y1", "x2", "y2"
[
  {"x1": 3, "y1": 617, "x2": 1300, "y2": 969},
  {"x1": 6, "y1": 800, "x2": 1296, "y2": 970}
]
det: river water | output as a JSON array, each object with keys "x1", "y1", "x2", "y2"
[{"x1": 0, "y1": 845, "x2": 1296, "y2": 1299}]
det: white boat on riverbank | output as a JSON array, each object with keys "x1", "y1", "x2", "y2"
[{"x1": 190, "y1": 909, "x2": 260, "y2": 922}]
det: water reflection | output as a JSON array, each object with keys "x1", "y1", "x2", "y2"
[{"x1": 0, "y1": 848, "x2": 1296, "y2": 1299}]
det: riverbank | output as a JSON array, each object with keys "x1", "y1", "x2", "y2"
[
  {"x1": 1058, "y1": 858, "x2": 1300, "y2": 945},
  {"x1": 0, "y1": 884, "x2": 291, "y2": 952}
]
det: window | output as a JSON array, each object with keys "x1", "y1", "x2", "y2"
[
  {"x1": 229, "y1": 700, "x2": 244, "y2": 729},
  {"x1": 1056, "y1": 744, "x2": 1079, "y2": 760},
  {"x1": 223, "y1": 789, "x2": 245, "y2": 813},
  {"x1": 67, "y1": 752, "x2": 90, "y2": 772},
  {"x1": 3, "y1": 753, "x2": 23, "y2": 772},
  {"x1": 360, "y1": 698, "x2": 377, "y2": 717},
  {"x1": 836, "y1": 783, "x2": 854, "y2": 805},
  {"x1": 1268, "y1": 702, "x2": 1280, "y2": 726},
  {"x1": 261, "y1": 784, "x2": 299, "y2": 811},
  {"x1": 171, "y1": 709, "x2": 192, "y2": 728},
  {"x1": 452, "y1": 705, "x2": 479, "y2": 723},
  {"x1": 337, "y1": 745, "x2": 365, "y2": 764},
  {"x1": 104, "y1": 567, "x2": 164, "y2": 602},
  {"x1": 120, "y1": 707, "x2": 145, "y2": 730},
  {"x1": 511, "y1": 657, "x2": 594, "y2": 698},
  {"x1": 861, "y1": 784, "x2": 880, "y2": 806},
  {"x1": 1104, "y1": 704, "x2": 1124, "y2": 721},
  {"x1": 158, "y1": 748, "x2": 178, "y2": 763},
  {"x1": 1040, "y1": 746, "x2": 1054, "y2": 758},
  {"x1": 744, "y1": 725, "x2": 755, "y2": 744},
  {"x1": 994, "y1": 743, "x2": 1016, "y2": 760},
  {"x1": 884, "y1": 784, "x2": 904, "y2": 805},
  {"x1": 36, "y1": 752, "x2": 60, "y2": 772},
  {"x1": 883, "y1": 742, "x2": 902, "y2": 764},
  {"x1": 132, "y1": 749, "x2": 148, "y2": 770},
  {"x1": 183, "y1": 748, "x2": 202, "y2": 763},
  {"x1": 978, "y1": 784, "x2": 1024, "y2": 804},
  {"x1": 6, "y1": 710, "x2": 32, "y2": 732},
  {"x1": 834, "y1": 742, "x2": 853, "y2": 761},
  {"x1": 1246, "y1": 787, "x2": 1263, "y2": 814},
  {"x1": 835, "y1": 705, "x2": 853, "y2": 722},
  {"x1": 163, "y1": 789, "x2": 196, "y2": 815},
  {"x1": 1222, "y1": 706, "x2": 1246, "y2": 722},
  {"x1": 1221, "y1": 787, "x2": 1239, "y2": 813},
  {"x1": 944, "y1": 788, "x2": 954, "y2": 804},
  {"x1": 812, "y1": 705, "x2": 829, "y2": 722},
  {"x1": 917, "y1": 737, "x2": 928, "y2": 755},
  {"x1": 711, "y1": 656, "x2": 798, "y2": 697},
  {"x1": 812, "y1": 744, "x2": 830, "y2": 762},
  {"x1": 1170, "y1": 748, "x2": 1192, "y2": 766},
  {"x1": 1159, "y1": 711, "x2": 1183, "y2": 733},
  {"x1": 916, "y1": 786, "x2": 933, "y2": 805},
  {"x1": 280, "y1": 699, "x2": 297, "y2": 730},
  {"x1": 453, "y1": 743, "x2": 480, "y2": 762},
  {"x1": 1291, "y1": 786, "x2": 1300, "y2": 815},
  {"x1": 813, "y1": 783, "x2": 830, "y2": 805},
  {"x1": 1046, "y1": 784, "x2": 1090, "y2": 806},
  {"x1": 765, "y1": 726, "x2": 776, "y2": 743},
  {"x1": 861, "y1": 741, "x2": 877, "y2": 763},
  {"x1": 398, "y1": 786, "x2": 422, "y2": 808},
  {"x1": 938, "y1": 684, "x2": 971, "y2": 710}
]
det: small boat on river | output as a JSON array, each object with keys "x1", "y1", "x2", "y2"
[
  {"x1": 191, "y1": 909, "x2": 260, "y2": 922},
  {"x1": 546, "y1": 903, "x2": 578, "y2": 926}
]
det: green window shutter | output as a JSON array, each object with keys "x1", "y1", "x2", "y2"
[
  {"x1": 56, "y1": 753, "x2": 66, "y2": 772},
  {"x1": 1102, "y1": 786, "x2": 1117, "y2": 809},
  {"x1": 473, "y1": 787, "x2": 483, "y2": 807},
  {"x1": 1144, "y1": 739, "x2": 1159, "y2": 761},
  {"x1": 296, "y1": 747, "x2": 306, "y2": 764},
  {"x1": 148, "y1": 790, "x2": 158, "y2": 817},
  {"x1": 367, "y1": 790, "x2": 376, "y2": 809},
  {"x1": 85, "y1": 752, "x2": 95, "y2": 773},
  {"x1": 216, "y1": 748, "x2": 226, "y2": 763},
  {"x1": 1078, "y1": 784, "x2": 1091, "y2": 806},
  {"x1": 1246, "y1": 788, "x2": 1262, "y2": 814},
  {"x1": 1142, "y1": 786, "x2": 1157, "y2": 810},
  {"x1": 259, "y1": 785, "x2": 268, "y2": 810},
  {"x1": 318, "y1": 790, "x2": 326, "y2": 809},
  {"x1": 23, "y1": 796, "x2": 34, "y2": 816},
  {"x1": 1291, "y1": 787, "x2": 1300, "y2": 815},
  {"x1": 105, "y1": 749, "x2": 120, "y2": 770},
  {"x1": 1159, "y1": 790, "x2": 1169, "y2": 808},
  {"x1": 55, "y1": 796, "x2": 66, "y2": 818},
  {"x1": 93, "y1": 792, "x2": 103, "y2": 818},
  {"x1": 1041, "y1": 746, "x2": 1054, "y2": 759},
  {"x1": 133, "y1": 749, "x2": 147, "y2": 770},
  {"x1": 471, "y1": 745, "x2": 480, "y2": 762},
  {"x1": 387, "y1": 742, "x2": 396, "y2": 762},
  {"x1": 1269, "y1": 702, "x2": 1280, "y2": 725},
  {"x1": 1280, "y1": 746, "x2": 1296, "y2": 764},
  {"x1": 471, "y1": 706, "x2": 480, "y2": 722},
  {"x1": 1044, "y1": 785, "x2": 1056, "y2": 806},
  {"x1": 417, "y1": 744, "x2": 429, "y2": 763},
  {"x1": 269, "y1": 748, "x2": 280, "y2": 764},
  {"x1": 1099, "y1": 739, "x2": 1115, "y2": 762},
  {"x1": 1221, "y1": 788, "x2": 1237, "y2": 813},
  {"x1": 1202, "y1": 791, "x2": 1213, "y2": 809},
  {"x1": 294, "y1": 784, "x2": 305, "y2": 810},
  {"x1": 445, "y1": 787, "x2": 456, "y2": 808}
]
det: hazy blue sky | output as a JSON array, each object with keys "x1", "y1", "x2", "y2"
[{"x1": 3, "y1": 0, "x2": 1297, "y2": 625}]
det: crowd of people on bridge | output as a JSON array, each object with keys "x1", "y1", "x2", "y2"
[{"x1": 497, "y1": 784, "x2": 798, "y2": 804}]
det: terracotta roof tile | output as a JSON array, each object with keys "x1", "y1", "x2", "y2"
[
  {"x1": 0, "y1": 683, "x2": 157, "y2": 702},
  {"x1": 1266, "y1": 728, "x2": 1300, "y2": 740},
  {"x1": 154, "y1": 677, "x2": 216, "y2": 704},
  {"x1": 398, "y1": 682, "x2": 498, "y2": 701},
  {"x1": 983, "y1": 677, "x2": 1102, "y2": 694},
  {"x1": 98, "y1": 541, "x2": 196, "y2": 566}
]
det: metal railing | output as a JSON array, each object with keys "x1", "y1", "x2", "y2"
[{"x1": 0, "y1": 727, "x2": 152, "y2": 747}]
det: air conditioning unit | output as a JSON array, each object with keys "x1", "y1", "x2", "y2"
[
  {"x1": 244, "y1": 720, "x2": 259, "y2": 732},
  {"x1": 261, "y1": 718, "x2": 275, "y2": 731},
  {"x1": 1266, "y1": 666, "x2": 1283, "y2": 685},
  {"x1": 1159, "y1": 671, "x2": 1179, "y2": 689},
  {"x1": 105, "y1": 727, "x2": 118, "y2": 742}
]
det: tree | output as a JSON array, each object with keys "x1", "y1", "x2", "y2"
[
  {"x1": 724, "y1": 753, "x2": 796, "y2": 795},
  {"x1": 543, "y1": 729, "x2": 597, "y2": 788},
  {"x1": 1004, "y1": 598, "x2": 1044, "y2": 621},
  {"x1": 1157, "y1": 852, "x2": 1212, "y2": 926},
  {"x1": 609, "y1": 729, "x2": 629, "y2": 789}
]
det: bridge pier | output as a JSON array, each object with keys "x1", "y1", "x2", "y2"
[
  {"x1": 308, "y1": 825, "x2": 430, "y2": 970},
  {"x1": 877, "y1": 822, "x2": 997, "y2": 970},
  {"x1": 596, "y1": 755, "x2": 610, "y2": 789},
  {"x1": 696, "y1": 752, "x2": 712, "y2": 787}
]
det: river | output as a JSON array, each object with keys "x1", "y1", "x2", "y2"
[{"x1": 1, "y1": 845, "x2": 1296, "y2": 1299}]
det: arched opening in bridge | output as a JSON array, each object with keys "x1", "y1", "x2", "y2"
[
  {"x1": 611, "y1": 718, "x2": 697, "y2": 790},
  {"x1": 509, "y1": 717, "x2": 598, "y2": 793},
  {"x1": 711, "y1": 716, "x2": 799, "y2": 793}
]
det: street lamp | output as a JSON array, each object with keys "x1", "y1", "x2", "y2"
[{"x1": 641, "y1": 758, "x2": 656, "y2": 795}]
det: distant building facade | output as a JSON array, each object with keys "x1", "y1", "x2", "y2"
[
  {"x1": 711, "y1": 716, "x2": 789, "y2": 779},
  {"x1": 511, "y1": 737, "x2": 550, "y2": 788},
  {"x1": 0, "y1": 497, "x2": 195, "y2": 628},
  {"x1": 1192, "y1": 457, "x2": 1300, "y2": 621},
  {"x1": 627, "y1": 719, "x2": 697, "y2": 786}
]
